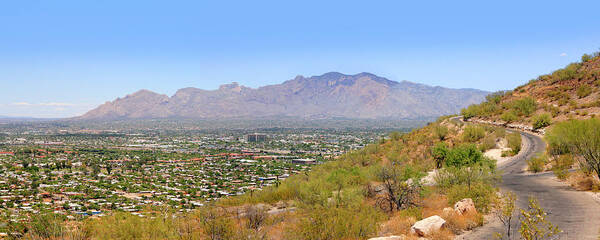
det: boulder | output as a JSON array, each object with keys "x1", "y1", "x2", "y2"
[
  {"x1": 368, "y1": 235, "x2": 405, "y2": 240},
  {"x1": 442, "y1": 207, "x2": 454, "y2": 215},
  {"x1": 454, "y1": 198, "x2": 477, "y2": 215},
  {"x1": 410, "y1": 215, "x2": 446, "y2": 236}
]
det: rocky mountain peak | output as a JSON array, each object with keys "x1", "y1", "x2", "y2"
[{"x1": 79, "y1": 72, "x2": 489, "y2": 120}]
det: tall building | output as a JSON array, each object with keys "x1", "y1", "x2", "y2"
[{"x1": 245, "y1": 133, "x2": 267, "y2": 142}]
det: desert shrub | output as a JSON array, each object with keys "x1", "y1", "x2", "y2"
[
  {"x1": 479, "y1": 135, "x2": 496, "y2": 152},
  {"x1": 461, "y1": 104, "x2": 480, "y2": 119},
  {"x1": 390, "y1": 131, "x2": 402, "y2": 141},
  {"x1": 582, "y1": 53, "x2": 593, "y2": 62},
  {"x1": 442, "y1": 210, "x2": 483, "y2": 234},
  {"x1": 519, "y1": 198, "x2": 561, "y2": 240},
  {"x1": 552, "y1": 63, "x2": 580, "y2": 82},
  {"x1": 576, "y1": 84, "x2": 592, "y2": 98},
  {"x1": 10, "y1": 212, "x2": 67, "y2": 239},
  {"x1": 527, "y1": 154, "x2": 547, "y2": 173},
  {"x1": 493, "y1": 127, "x2": 506, "y2": 138},
  {"x1": 506, "y1": 132, "x2": 522, "y2": 155},
  {"x1": 444, "y1": 144, "x2": 494, "y2": 169},
  {"x1": 287, "y1": 201, "x2": 384, "y2": 240},
  {"x1": 375, "y1": 165, "x2": 423, "y2": 212},
  {"x1": 553, "y1": 154, "x2": 574, "y2": 170},
  {"x1": 461, "y1": 125, "x2": 485, "y2": 143},
  {"x1": 84, "y1": 211, "x2": 179, "y2": 240},
  {"x1": 447, "y1": 182, "x2": 496, "y2": 213},
  {"x1": 434, "y1": 125, "x2": 449, "y2": 140},
  {"x1": 545, "y1": 118, "x2": 600, "y2": 180},
  {"x1": 500, "y1": 110, "x2": 518, "y2": 123},
  {"x1": 531, "y1": 113, "x2": 552, "y2": 130},
  {"x1": 432, "y1": 142, "x2": 449, "y2": 169},
  {"x1": 511, "y1": 97, "x2": 537, "y2": 116},
  {"x1": 245, "y1": 205, "x2": 268, "y2": 230}
]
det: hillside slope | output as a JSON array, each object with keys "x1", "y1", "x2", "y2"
[
  {"x1": 462, "y1": 52, "x2": 600, "y2": 129},
  {"x1": 79, "y1": 72, "x2": 489, "y2": 120}
]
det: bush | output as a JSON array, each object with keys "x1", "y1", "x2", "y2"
[
  {"x1": 462, "y1": 125, "x2": 485, "y2": 143},
  {"x1": 434, "y1": 125, "x2": 449, "y2": 140},
  {"x1": 531, "y1": 113, "x2": 552, "y2": 130},
  {"x1": 444, "y1": 144, "x2": 494, "y2": 168},
  {"x1": 493, "y1": 127, "x2": 506, "y2": 138},
  {"x1": 576, "y1": 84, "x2": 592, "y2": 98},
  {"x1": 287, "y1": 201, "x2": 384, "y2": 240},
  {"x1": 506, "y1": 132, "x2": 522, "y2": 155},
  {"x1": 447, "y1": 183, "x2": 496, "y2": 213},
  {"x1": 432, "y1": 142, "x2": 449, "y2": 169},
  {"x1": 479, "y1": 135, "x2": 496, "y2": 152},
  {"x1": 511, "y1": 97, "x2": 537, "y2": 116},
  {"x1": 84, "y1": 211, "x2": 179, "y2": 239},
  {"x1": 545, "y1": 118, "x2": 600, "y2": 180},
  {"x1": 527, "y1": 154, "x2": 547, "y2": 173},
  {"x1": 501, "y1": 111, "x2": 518, "y2": 123},
  {"x1": 461, "y1": 105, "x2": 480, "y2": 119}
]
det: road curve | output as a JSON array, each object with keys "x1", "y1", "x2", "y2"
[{"x1": 454, "y1": 118, "x2": 600, "y2": 239}]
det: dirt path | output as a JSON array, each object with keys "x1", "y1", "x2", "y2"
[{"x1": 458, "y1": 130, "x2": 600, "y2": 239}]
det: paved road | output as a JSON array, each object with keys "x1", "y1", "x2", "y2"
[{"x1": 454, "y1": 118, "x2": 600, "y2": 240}]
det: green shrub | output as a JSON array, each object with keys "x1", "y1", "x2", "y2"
[
  {"x1": 552, "y1": 63, "x2": 580, "y2": 82},
  {"x1": 287, "y1": 201, "x2": 384, "y2": 240},
  {"x1": 527, "y1": 154, "x2": 547, "y2": 173},
  {"x1": 532, "y1": 113, "x2": 552, "y2": 130},
  {"x1": 444, "y1": 144, "x2": 494, "y2": 169},
  {"x1": 493, "y1": 127, "x2": 506, "y2": 138},
  {"x1": 506, "y1": 132, "x2": 522, "y2": 155},
  {"x1": 432, "y1": 142, "x2": 449, "y2": 169},
  {"x1": 510, "y1": 97, "x2": 537, "y2": 116},
  {"x1": 461, "y1": 105, "x2": 480, "y2": 119},
  {"x1": 576, "y1": 84, "x2": 592, "y2": 98},
  {"x1": 545, "y1": 118, "x2": 600, "y2": 180},
  {"x1": 434, "y1": 125, "x2": 449, "y2": 140},
  {"x1": 501, "y1": 111, "x2": 518, "y2": 123},
  {"x1": 552, "y1": 154, "x2": 574, "y2": 180},
  {"x1": 84, "y1": 211, "x2": 180, "y2": 239},
  {"x1": 462, "y1": 125, "x2": 485, "y2": 142},
  {"x1": 447, "y1": 182, "x2": 496, "y2": 213},
  {"x1": 479, "y1": 135, "x2": 496, "y2": 152}
]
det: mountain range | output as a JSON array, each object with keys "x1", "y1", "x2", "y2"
[{"x1": 78, "y1": 72, "x2": 489, "y2": 120}]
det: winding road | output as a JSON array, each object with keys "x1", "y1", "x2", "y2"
[{"x1": 453, "y1": 117, "x2": 600, "y2": 239}]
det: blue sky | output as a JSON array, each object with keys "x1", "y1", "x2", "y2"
[{"x1": 1, "y1": 0, "x2": 600, "y2": 118}]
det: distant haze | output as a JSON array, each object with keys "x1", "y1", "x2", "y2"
[{"x1": 79, "y1": 72, "x2": 489, "y2": 120}]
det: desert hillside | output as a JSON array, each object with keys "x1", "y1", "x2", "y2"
[{"x1": 462, "y1": 51, "x2": 600, "y2": 130}]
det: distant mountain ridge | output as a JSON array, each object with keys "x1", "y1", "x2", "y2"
[{"x1": 79, "y1": 72, "x2": 489, "y2": 120}]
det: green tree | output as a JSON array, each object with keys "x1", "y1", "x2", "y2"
[
  {"x1": 432, "y1": 142, "x2": 449, "y2": 169},
  {"x1": 545, "y1": 118, "x2": 600, "y2": 180}
]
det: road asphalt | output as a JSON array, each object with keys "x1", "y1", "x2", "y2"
[{"x1": 457, "y1": 125, "x2": 600, "y2": 239}]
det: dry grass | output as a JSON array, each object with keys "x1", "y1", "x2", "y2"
[
  {"x1": 421, "y1": 194, "x2": 448, "y2": 218},
  {"x1": 427, "y1": 228, "x2": 455, "y2": 240},
  {"x1": 567, "y1": 171, "x2": 600, "y2": 191},
  {"x1": 441, "y1": 211, "x2": 483, "y2": 234},
  {"x1": 378, "y1": 213, "x2": 417, "y2": 236}
]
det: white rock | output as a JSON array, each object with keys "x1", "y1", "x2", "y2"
[
  {"x1": 442, "y1": 207, "x2": 454, "y2": 215},
  {"x1": 410, "y1": 215, "x2": 446, "y2": 236},
  {"x1": 454, "y1": 198, "x2": 477, "y2": 215}
]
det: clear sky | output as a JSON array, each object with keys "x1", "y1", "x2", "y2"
[{"x1": 1, "y1": 0, "x2": 600, "y2": 118}]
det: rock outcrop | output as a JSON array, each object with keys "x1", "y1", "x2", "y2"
[
  {"x1": 454, "y1": 198, "x2": 477, "y2": 215},
  {"x1": 410, "y1": 215, "x2": 446, "y2": 236}
]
